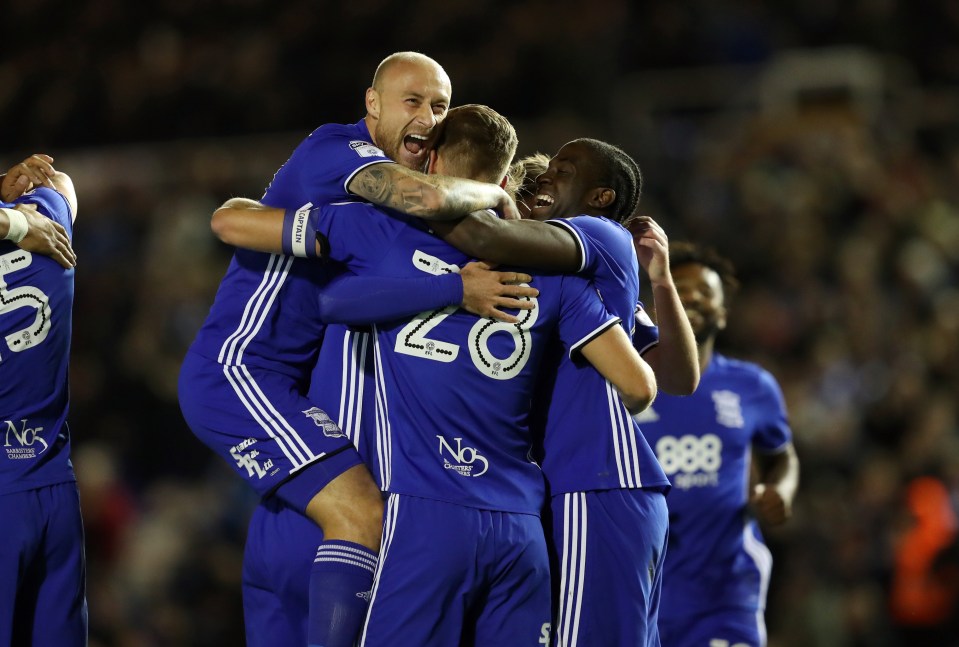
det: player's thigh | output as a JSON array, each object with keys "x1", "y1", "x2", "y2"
[
  {"x1": 660, "y1": 608, "x2": 766, "y2": 647},
  {"x1": 178, "y1": 352, "x2": 355, "y2": 498},
  {"x1": 550, "y1": 488, "x2": 668, "y2": 647},
  {"x1": 30, "y1": 483, "x2": 87, "y2": 647},
  {"x1": 361, "y1": 495, "x2": 477, "y2": 647},
  {"x1": 470, "y1": 511, "x2": 552, "y2": 647},
  {"x1": 243, "y1": 497, "x2": 325, "y2": 647}
]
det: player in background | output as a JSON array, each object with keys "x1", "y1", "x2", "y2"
[
  {"x1": 213, "y1": 104, "x2": 659, "y2": 646},
  {"x1": 0, "y1": 155, "x2": 83, "y2": 646},
  {"x1": 507, "y1": 152, "x2": 551, "y2": 218},
  {"x1": 179, "y1": 51, "x2": 525, "y2": 647},
  {"x1": 637, "y1": 241, "x2": 799, "y2": 647}
]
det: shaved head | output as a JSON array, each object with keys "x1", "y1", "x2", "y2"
[
  {"x1": 372, "y1": 52, "x2": 450, "y2": 93},
  {"x1": 364, "y1": 51, "x2": 452, "y2": 170}
]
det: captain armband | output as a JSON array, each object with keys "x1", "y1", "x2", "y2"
[{"x1": 281, "y1": 206, "x2": 319, "y2": 258}]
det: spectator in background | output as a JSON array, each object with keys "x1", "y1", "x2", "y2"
[
  {"x1": 637, "y1": 241, "x2": 799, "y2": 647},
  {"x1": 889, "y1": 475, "x2": 959, "y2": 646},
  {"x1": 0, "y1": 155, "x2": 83, "y2": 645}
]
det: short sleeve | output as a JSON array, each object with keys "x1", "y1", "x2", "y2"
[
  {"x1": 556, "y1": 275, "x2": 622, "y2": 357},
  {"x1": 546, "y1": 215, "x2": 634, "y2": 277},
  {"x1": 16, "y1": 187, "x2": 72, "y2": 237},
  {"x1": 752, "y1": 368, "x2": 792, "y2": 453},
  {"x1": 633, "y1": 301, "x2": 659, "y2": 355},
  {"x1": 262, "y1": 123, "x2": 393, "y2": 208}
]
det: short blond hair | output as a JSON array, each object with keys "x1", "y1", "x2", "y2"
[
  {"x1": 506, "y1": 152, "x2": 550, "y2": 203},
  {"x1": 434, "y1": 104, "x2": 518, "y2": 184}
]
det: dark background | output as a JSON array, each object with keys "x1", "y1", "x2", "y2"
[{"x1": 4, "y1": 1, "x2": 958, "y2": 645}]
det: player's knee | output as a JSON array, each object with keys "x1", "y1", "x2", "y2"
[
  {"x1": 305, "y1": 468, "x2": 384, "y2": 551},
  {"x1": 320, "y1": 494, "x2": 383, "y2": 551}
]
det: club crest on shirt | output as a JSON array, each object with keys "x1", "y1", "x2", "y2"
[
  {"x1": 302, "y1": 407, "x2": 345, "y2": 438},
  {"x1": 712, "y1": 390, "x2": 745, "y2": 428},
  {"x1": 349, "y1": 140, "x2": 385, "y2": 158}
]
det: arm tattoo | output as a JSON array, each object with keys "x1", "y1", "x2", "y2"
[
  {"x1": 355, "y1": 166, "x2": 428, "y2": 213},
  {"x1": 353, "y1": 165, "x2": 494, "y2": 218}
]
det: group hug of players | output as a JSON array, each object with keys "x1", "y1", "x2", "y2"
[{"x1": 1, "y1": 50, "x2": 797, "y2": 647}]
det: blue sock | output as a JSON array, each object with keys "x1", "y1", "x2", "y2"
[{"x1": 308, "y1": 540, "x2": 378, "y2": 647}]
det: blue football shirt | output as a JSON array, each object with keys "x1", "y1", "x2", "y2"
[
  {"x1": 0, "y1": 188, "x2": 76, "y2": 494},
  {"x1": 311, "y1": 203, "x2": 621, "y2": 514},
  {"x1": 187, "y1": 119, "x2": 392, "y2": 381},
  {"x1": 535, "y1": 215, "x2": 670, "y2": 494},
  {"x1": 636, "y1": 353, "x2": 791, "y2": 617}
]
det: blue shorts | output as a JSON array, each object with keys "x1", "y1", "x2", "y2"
[
  {"x1": 549, "y1": 488, "x2": 668, "y2": 647},
  {"x1": 242, "y1": 497, "x2": 324, "y2": 647},
  {"x1": 361, "y1": 494, "x2": 551, "y2": 646},
  {"x1": 0, "y1": 482, "x2": 87, "y2": 646},
  {"x1": 659, "y1": 608, "x2": 766, "y2": 647},
  {"x1": 178, "y1": 351, "x2": 362, "y2": 511}
]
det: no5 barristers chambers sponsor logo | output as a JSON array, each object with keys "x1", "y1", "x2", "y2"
[{"x1": 437, "y1": 435, "x2": 489, "y2": 477}]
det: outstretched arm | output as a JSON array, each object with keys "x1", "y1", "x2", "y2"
[
  {"x1": 579, "y1": 324, "x2": 657, "y2": 415},
  {"x1": 629, "y1": 216, "x2": 699, "y2": 395},
  {"x1": 750, "y1": 444, "x2": 799, "y2": 526},
  {"x1": 348, "y1": 163, "x2": 520, "y2": 221},
  {"x1": 211, "y1": 198, "x2": 286, "y2": 254},
  {"x1": 429, "y1": 211, "x2": 581, "y2": 272},
  {"x1": 318, "y1": 262, "x2": 538, "y2": 325},
  {"x1": 210, "y1": 202, "x2": 540, "y2": 322}
]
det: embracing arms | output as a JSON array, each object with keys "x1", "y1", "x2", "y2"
[
  {"x1": 348, "y1": 163, "x2": 520, "y2": 221},
  {"x1": 0, "y1": 154, "x2": 77, "y2": 268},
  {"x1": 429, "y1": 212, "x2": 582, "y2": 272},
  {"x1": 580, "y1": 324, "x2": 657, "y2": 415},
  {"x1": 211, "y1": 199, "x2": 536, "y2": 324}
]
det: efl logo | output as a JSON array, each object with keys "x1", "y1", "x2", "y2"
[
  {"x1": 349, "y1": 140, "x2": 385, "y2": 158},
  {"x1": 436, "y1": 436, "x2": 489, "y2": 477}
]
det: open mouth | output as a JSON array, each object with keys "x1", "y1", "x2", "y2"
[
  {"x1": 403, "y1": 134, "x2": 429, "y2": 156},
  {"x1": 532, "y1": 194, "x2": 555, "y2": 208}
]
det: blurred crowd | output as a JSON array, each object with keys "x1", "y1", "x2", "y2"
[{"x1": 4, "y1": 1, "x2": 958, "y2": 645}]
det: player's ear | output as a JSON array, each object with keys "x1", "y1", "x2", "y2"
[
  {"x1": 365, "y1": 88, "x2": 380, "y2": 119},
  {"x1": 587, "y1": 187, "x2": 616, "y2": 210},
  {"x1": 427, "y1": 150, "x2": 439, "y2": 175},
  {"x1": 499, "y1": 174, "x2": 509, "y2": 189}
]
